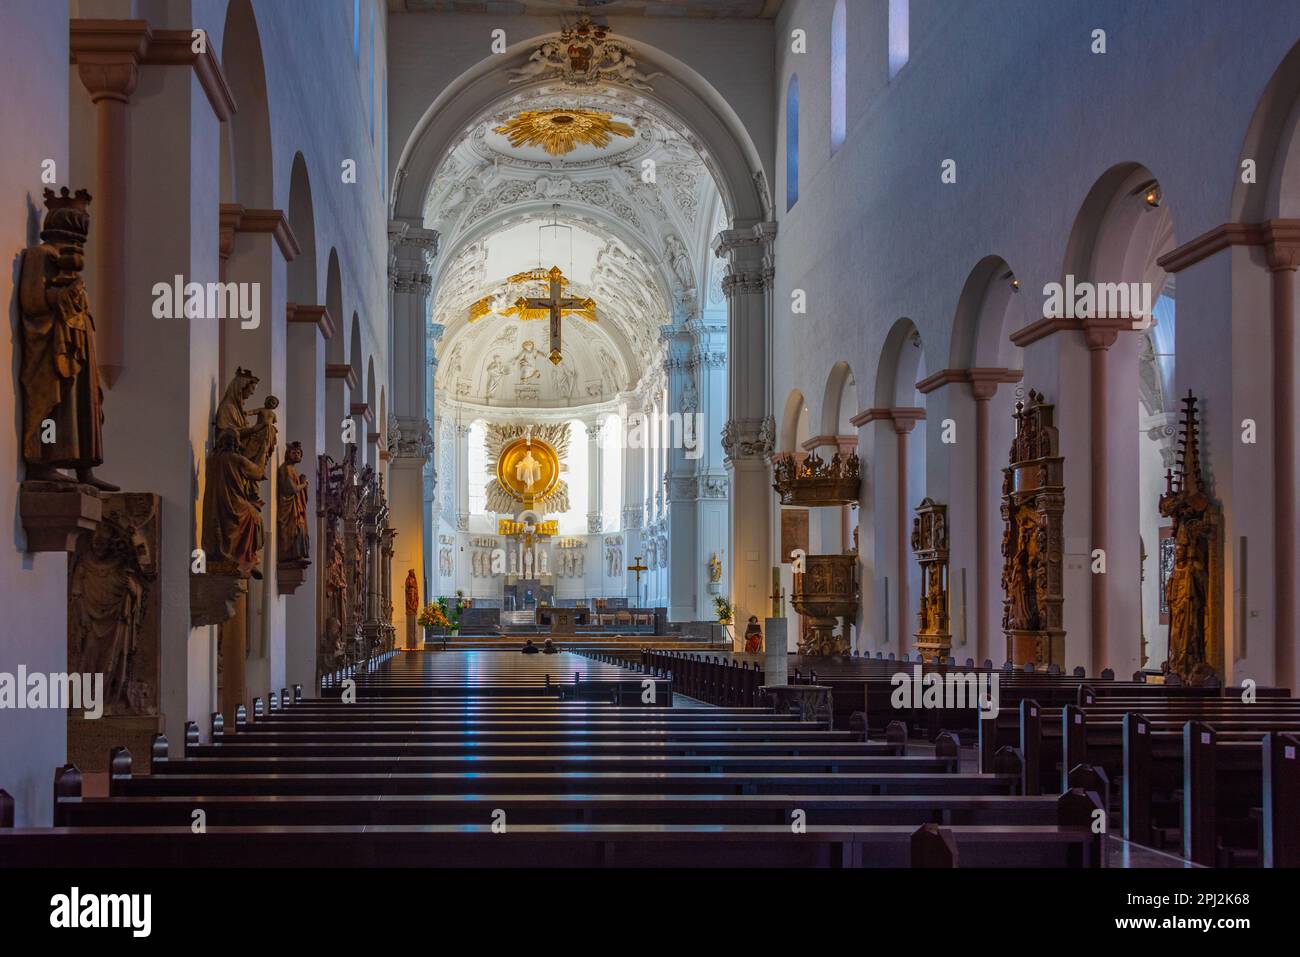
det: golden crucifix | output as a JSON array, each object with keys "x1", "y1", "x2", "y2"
[
  {"x1": 518, "y1": 266, "x2": 594, "y2": 365},
  {"x1": 627, "y1": 554, "x2": 649, "y2": 608}
]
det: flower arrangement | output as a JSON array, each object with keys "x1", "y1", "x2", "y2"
[
  {"x1": 417, "y1": 603, "x2": 449, "y2": 629},
  {"x1": 435, "y1": 591, "x2": 470, "y2": 631},
  {"x1": 713, "y1": 595, "x2": 733, "y2": 625}
]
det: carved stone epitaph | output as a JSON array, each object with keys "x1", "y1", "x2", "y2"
[
  {"x1": 67, "y1": 492, "x2": 162, "y2": 771},
  {"x1": 1000, "y1": 391, "x2": 1066, "y2": 668}
]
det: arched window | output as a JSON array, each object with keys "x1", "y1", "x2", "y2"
[
  {"x1": 831, "y1": 0, "x2": 847, "y2": 153},
  {"x1": 889, "y1": 0, "x2": 910, "y2": 79},
  {"x1": 352, "y1": 0, "x2": 360, "y2": 61},
  {"x1": 601, "y1": 414, "x2": 622, "y2": 531},
  {"x1": 786, "y1": 75, "x2": 799, "y2": 211}
]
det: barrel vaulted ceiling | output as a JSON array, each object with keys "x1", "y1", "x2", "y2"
[{"x1": 427, "y1": 84, "x2": 727, "y2": 411}]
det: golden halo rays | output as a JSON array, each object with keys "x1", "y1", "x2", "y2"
[{"x1": 493, "y1": 109, "x2": 635, "y2": 157}]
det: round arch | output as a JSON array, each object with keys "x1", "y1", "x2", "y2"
[
  {"x1": 818, "y1": 360, "x2": 857, "y2": 437},
  {"x1": 325, "y1": 249, "x2": 344, "y2": 363},
  {"x1": 287, "y1": 152, "x2": 317, "y2": 305},
  {"x1": 1232, "y1": 38, "x2": 1300, "y2": 221},
  {"x1": 220, "y1": 0, "x2": 273, "y2": 209},
  {"x1": 392, "y1": 34, "x2": 770, "y2": 227},
  {"x1": 779, "y1": 389, "x2": 810, "y2": 454}
]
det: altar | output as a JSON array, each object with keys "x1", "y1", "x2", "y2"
[{"x1": 503, "y1": 578, "x2": 554, "y2": 610}]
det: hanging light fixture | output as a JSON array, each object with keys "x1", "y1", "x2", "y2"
[{"x1": 537, "y1": 204, "x2": 573, "y2": 273}]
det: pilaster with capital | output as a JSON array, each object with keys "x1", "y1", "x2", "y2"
[
  {"x1": 389, "y1": 219, "x2": 440, "y2": 598},
  {"x1": 713, "y1": 221, "x2": 777, "y2": 626}
]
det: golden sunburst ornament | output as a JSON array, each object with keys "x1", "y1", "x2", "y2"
[{"x1": 493, "y1": 108, "x2": 635, "y2": 156}]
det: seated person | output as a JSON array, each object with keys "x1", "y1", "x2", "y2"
[
  {"x1": 521, "y1": 639, "x2": 540, "y2": 655},
  {"x1": 542, "y1": 638, "x2": 559, "y2": 654},
  {"x1": 743, "y1": 615, "x2": 763, "y2": 653}
]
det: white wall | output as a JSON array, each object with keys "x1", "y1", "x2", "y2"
[
  {"x1": 773, "y1": 0, "x2": 1300, "y2": 676},
  {"x1": 0, "y1": 0, "x2": 73, "y2": 828}
]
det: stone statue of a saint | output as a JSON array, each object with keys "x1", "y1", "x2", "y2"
[
  {"x1": 202, "y1": 428, "x2": 268, "y2": 578},
  {"x1": 276, "y1": 441, "x2": 311, "y2": 565},
  {"x1": 244, "y1": 396, "x2": 280, "y2": 470},
  {"x1": 19, "y1": 188, "x2": 116, "y2": 490},
  {"x1": 539, "y1": 547, "x2": 549, "y2": 575},
  {"x1": 1166, "y1": 535, "x2": 1207, "y2": 679},
  {"x1": 523, "y1": 547, "x2": 534, "y2": 579},
  {"x1": 708, "y1": 552, "x2": 722, "y2": 583},
  {"x1": 404, "y1": 569, "x2": 419, "y2": 615}
]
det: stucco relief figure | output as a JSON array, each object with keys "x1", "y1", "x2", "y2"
[
  {"x1": 69, "y1": 509, "x2": 157, "y2": 714},
  {"x1": 485, "y1": 355, "x2": 508, "y2": 397},
  {"x1": 662, "y1": 233, "x2": 694, "y2": 292},
  {"x1": 516, "y1": 340, "x2": 543, "y2": 382},
  {"x1": 276, "y1": 441, "x2": 311, "y2": 565},
  {"x1": 404, "y1": 569, "x2": 419, "y2": 616},
  {"x1": 202, "y1": 429, "x2": 268, "y2": 578},
  {"x1": 555, "y1": 360, "x2": 577, "y2": 399},
  {"x1": 1166, "y1": 532, "x2": 1207, "y2": 678},
  {"x1": 19, "y1": 188, "x2": 115, "y2": 490},
  {"x1": 679, "y1": 377, "x2": 698, "y2": 415}
]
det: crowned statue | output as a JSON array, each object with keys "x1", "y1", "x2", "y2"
[{"x1": 19, "y1": 187, "x2": 116, "y2": 490}]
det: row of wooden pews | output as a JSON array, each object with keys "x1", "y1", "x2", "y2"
[
  {"x1": 0, "y1": 651, "x2": 1109, "y2": 868},
  {"x1": 646, "y1": 649, "x2": 1300, "y2": 867}
]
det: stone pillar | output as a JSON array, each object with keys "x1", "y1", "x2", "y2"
[
  {"x1": 587, "y1": 420, "x2": 604, "y2": 534},
  {"x1": 284, "y1": 304, "x2": 332, "y2": 694},
  {"x1": 1265, "y1": 230, "x2": 1300, "y2": 691},
  {"x1": 71, "y1": 19, "x2": 147, "y2": 387},
  {"x1": 969, "y1": 371, "x2": 1022, "y2": 665},
  {"x1": 454, "y1": 423, "x2": 471, "y2": 534},
  {"x1": 714, "y1": 222, "x2": 778, "y2": 628},
  {"x1": 387, "y1": 221, "x2": 438, "y2": 633}
]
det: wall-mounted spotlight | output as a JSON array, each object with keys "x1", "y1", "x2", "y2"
[
  {"x1": 1002, "y1": 270, "x2": 1021, "y2": 292},
  {"x1": 1131, "y1": 179, "x2": 1162, "y2": 209}
]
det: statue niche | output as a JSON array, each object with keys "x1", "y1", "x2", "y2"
[
  {"x1": 1158, "y1": 391, "x2": 1222, "y2": 686},
  {"x1": 1000, "y1": 391, "x2": 1065, "y2": 669}
]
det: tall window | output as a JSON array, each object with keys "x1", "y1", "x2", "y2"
[
  {"x1": 467, "y1": 421, "x2": 487, "y2": 515},
  {"x1": 830, "y1": 0, "x2": 847, "y2": 153},
  {"x1": 889, "y1": 0, "x2": 909, "y2": 79},
  {"x1": 352, "y1": 0, "x2": 360, "y2": 60},
  {"x1": 368, "y1": 3, "x2": 376, "y2": 142},
  {"x1": 601, "y1": 415, "x2": 622, "y2": 532},
  {"x1": 786, "y1": 75, "x2": 799, "y2": 211},
  {"x1": 381, "y1": 77, "x2": 387, "y2": 198}
]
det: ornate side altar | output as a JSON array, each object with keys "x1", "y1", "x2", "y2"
[
  {"x1": 1001, "y1": 391, "x2": 1066, "y2": 668},
  {"x1": 1158, "y1": 391, "x2": 1222, "y2": 685},
  {"x1": 772, "y1": 449, "x2": 862, "y2": 656},
  {"x1": 317, "y1": 445, "x2": 393, "y2": 677},
  {"x1": 912, "y1": 498, "x2": 950, "y2": 663}
]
